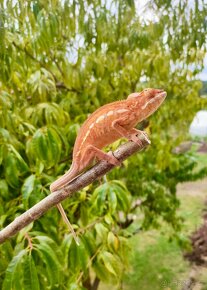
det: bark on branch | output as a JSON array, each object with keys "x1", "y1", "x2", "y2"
[{"x1": 0, "y1": 134, "x2": 150, "y2": 244}]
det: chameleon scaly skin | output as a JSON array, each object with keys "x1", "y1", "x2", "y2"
[{"x1": 50, "y1": 88, "x2": 167, "y2": 243}]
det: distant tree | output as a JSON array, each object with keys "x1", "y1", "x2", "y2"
[
  {"x1": 0, "y1": 0, "x2": 206, "y2": 289},
  {"x1": 200, "y1": 81, "x2": 207, "y2": 95}
]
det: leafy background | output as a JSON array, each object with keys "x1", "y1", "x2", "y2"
[{"x1": 0, "y1": 0, "x2": 207, "y2": 289}]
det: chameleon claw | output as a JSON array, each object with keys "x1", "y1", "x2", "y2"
[
  {"x1": 108, "y1": 151, "x2": 122, "y2": 166},
  {"x1": 140, "y1": 132, "x2": 151, "y2": 144},
  {"x1": 133, "y1": 131, "x2": 151, "y2": 145},
  {"x1": 129, "y1": 134, "x2": 143, "y2": 146}
]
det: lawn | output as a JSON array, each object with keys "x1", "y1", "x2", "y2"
[
  {"x1": 124, "y1": 178, "x2": 207, "y2": 290},
  {"x1": 99, "y1": 151, "x2": 207, "y2": 290}
]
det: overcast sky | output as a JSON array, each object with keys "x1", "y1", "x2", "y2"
[
  {"x1": 136, "y1": 0, "x2": 207, "y2": 81},
  {"x1": 198, "y1": 55, "x2": 207, "y2": 81}
]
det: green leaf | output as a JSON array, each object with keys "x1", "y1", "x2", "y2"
[
  {"x1": 2, "y1": 249, "x2": 27, "y2": 290},
  {"x1": 35, "y1": 242, "x2": 61, "y2": 287},
  {"x1": 91, "y1": 181, "x2": 130, "y2": 214},
  {"x1": 17, "y1": 223, "x2": 34, "y2": 244},
  {"x1": 4, "y1": 154, "x2": 19, "y2": 188},
  {"x1": 23, "y1": 254, "x2": 40, "y2": 290},
  {"x1": 94, "y1": 251, "x2": 122, "y2": 282},
  {"x1": 107, "y1": 232, "x2": 119, "y2": 252},
  {"x1": 99, "y1": 251, "x2": 117, "y2": 276},
  {"x1": 93, "y1": 260, "x2": 110, "y2": 283},
  {"x1": 0, "y1": 179, "x2": 9, "y2": 199},
  {"x1": 91, "y1": 183, "x2": 108, "y2": 213},
  {"x1": 21, "y1": 175, "x2": 36, "y2": 208},
  {"x1": 68, "y1": 239, "x2": 88, "y2": 272},
  {"x1": 95, "y1": 223, "x2": 108, "y2": 240},
  {"x1": 61, "y1": 234, "x2": 73, "y2": 268},
  {"x1": 9, "y1": 145, "x2": 29, "y2": 173},
  {"x1": 108, "y1": 188, "x2": 117, "y2": 213},
  {"x1": 80, "y1": 203, "x2": 88, "y2": 226},
  {"x1": 29, "y1": 127, "x2": 62, "y2": 168}
]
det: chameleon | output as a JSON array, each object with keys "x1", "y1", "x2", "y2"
[{"x1": 50, "y1": 88, "x2": 167, "y2": 243}]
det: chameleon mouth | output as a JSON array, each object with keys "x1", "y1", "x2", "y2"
[
  {"x1": 157, "y1": 90, "x2": 167, "y2": 99},
  {"x1": 153, "y1": 90, "x2": 167, "y2": 103}
]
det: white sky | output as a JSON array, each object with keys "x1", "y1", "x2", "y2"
[
  {"x1": 135, "y1": 0, "x2": 207, "y2": 81},
  {"x1": 198, "y1": 55, "x2": 207, "y2": 81},
  {"x1": 4, "y1": 0, "x2": 206, "y2": 80}
]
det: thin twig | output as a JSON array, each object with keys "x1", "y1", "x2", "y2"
[
  {"x1": 12, "y1": 41, "x2": 79, "y2": 92},
  {"x1": 0, "y1": 134, "x2": 150, "y2": 244},
  {"x1": 24, "y1": 233, "x2": 33, "y2": 251}
]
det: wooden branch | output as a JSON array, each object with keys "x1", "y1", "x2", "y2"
[{"x1": 0, "y1": 134, "x2": 150, "y2": 244}]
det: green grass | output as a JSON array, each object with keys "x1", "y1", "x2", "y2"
[
  {"x1": 121, "y1": 152, "x2": 207, "y2": 290},
  {"x1": 195, "y1": 153, "x2": 207, "y2": 171},
  {"x1": 123, "y1": 179, "x2": 207, "y2": 290},
  {"x1": 191, "y1": 144, "x2": 207, "y2": 171},
  {"x1": 99, "y1": 148, "x2": 207, "y2": 290},
  {"x1": 124, "y1": 236, "x2": 188, "y2": 290}
]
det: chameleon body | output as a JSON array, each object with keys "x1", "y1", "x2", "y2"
[
  {"x1": 50, "y1": 88, "x2": 166, "y2": 243},
  {"x1": 50, "y1": 88, "x2": 166, "y2": 192}
]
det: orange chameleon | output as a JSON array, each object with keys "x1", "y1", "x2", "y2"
[{"x1": 50, "y1": 88, "x2": 167, "y2": 243}]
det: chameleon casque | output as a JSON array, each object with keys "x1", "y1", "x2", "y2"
[{"x1": 50, "y1": 88, "x2": 167, "y2": 243}]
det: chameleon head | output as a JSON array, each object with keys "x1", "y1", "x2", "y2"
[{"x1": 127, "y1": 88, "x2": 167, "y2": 118}]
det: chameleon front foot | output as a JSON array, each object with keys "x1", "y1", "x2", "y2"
[
  {"x1": 108, "y1": 151, "x2": 122, "y2": 166},
  {"x1": 130, "y1": 129, "x2": 151, "y2": 146},
  {"x1": 112, "y1": 121, "x2": 150, "y2": 147},
  {"x1": 81, "y1": 144, "x2": 121, "y2": 167}
]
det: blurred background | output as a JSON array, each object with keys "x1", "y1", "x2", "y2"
[{"x1": 0, "y1": 0, "x2": 207, "y2": 289}]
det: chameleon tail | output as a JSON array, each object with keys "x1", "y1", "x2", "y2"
[
  {"x1": 56, "y1": 203, "x2": 80, "y2": 245},
  {"x1": 50, "y1": 163, "x2": 80, "y2": 245},
  {"x1": 50, "y1": 162, "x2": 79, "y2": 192}
]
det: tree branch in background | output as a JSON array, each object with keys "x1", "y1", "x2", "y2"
[
  {"x1": 0, "y1": 134, "x2": 150, "y2": 244},
  {"x1": 12, "y1": 41, "x2": 79, "y2": 92}
]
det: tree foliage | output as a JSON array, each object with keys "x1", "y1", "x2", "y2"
[{"x1": 0, "y1": 0, "x2": 206, "y2": 289}]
